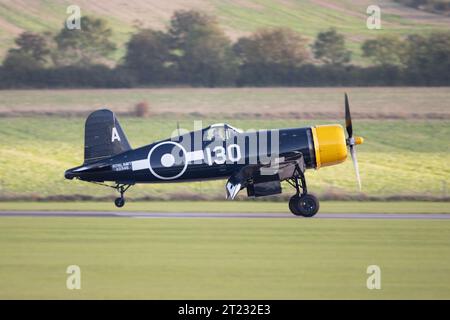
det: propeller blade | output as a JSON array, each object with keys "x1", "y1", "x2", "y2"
[
  {"x1": 350, "y1": 145, "x2": 362, "y2": 191},
  {"x1": 345, "y1": 93, "x2": 353, "y2": 138}
]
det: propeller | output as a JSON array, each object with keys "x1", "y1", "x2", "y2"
[{"x1": 344, "y1": 93, "x2": 364, "y2": 191}]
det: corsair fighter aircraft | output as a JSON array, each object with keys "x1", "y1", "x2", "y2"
[{"x1": 65, "y1": 94, "x2": 364, "y2": 217}]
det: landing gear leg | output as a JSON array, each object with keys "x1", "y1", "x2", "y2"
[
  {"x1": 287, "y1": 165, "x2": 319, "y2": 217},
  {"x1": 114, "y1": 184, "x2": 131, "y2": 208}
]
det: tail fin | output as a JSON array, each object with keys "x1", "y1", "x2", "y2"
[{"x1": 84, "y1": 109, "x2": 132, "y2": 164}]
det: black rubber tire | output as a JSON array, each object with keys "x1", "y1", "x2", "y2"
[
  {"x1": 289, "y1": 195, "x2": 301, "y2": 215},
  {"x1": 114, "y1": 197, "x2": 125, "y2": 208},
  {"x1": 289, "y1": 194, "x2": 319, "y2": 217}
]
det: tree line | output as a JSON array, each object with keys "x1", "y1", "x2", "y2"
[
  {"x1": 1, "y1": 10, "x2": 449, "y2": 88},
  {"x1": 394, "y1": 0, "x2": 450, "y2": 16}
]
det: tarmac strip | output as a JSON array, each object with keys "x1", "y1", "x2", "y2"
[{"x1": 0, "y1": 211, "x2": 449, "y2": 220}]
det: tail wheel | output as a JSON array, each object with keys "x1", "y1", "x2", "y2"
[
  {"x1": 289, "y1": 194, "x2": 319, "y2": 217},
  {"x1": 114, "y1": 197, "x2": 125, "y2": 208}
]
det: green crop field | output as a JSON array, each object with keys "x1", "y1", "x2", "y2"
[
  {"x1": 0, "y1": 0, "x2": 449, "y2": 63},
  {"x1": 0, "y1": 116, "x2": 449, "y2": 200},
  {"x1": 0, "y1": 217, "x2": 449, "y2": 299}
]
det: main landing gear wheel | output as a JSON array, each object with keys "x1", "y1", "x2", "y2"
[
  {"x1": 289, "y1": 194, "x2": 319, "y2": 217},
  {"x1": 286, "y1": 160, "x2": 320, "y2": 217},
  {"x1": 114, "y1": 197, "x2": 125, "y2": 208}
]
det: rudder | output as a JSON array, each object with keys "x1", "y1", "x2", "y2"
[{"x1": 84, "y1": 109, "x2": 132, "y2": 164}]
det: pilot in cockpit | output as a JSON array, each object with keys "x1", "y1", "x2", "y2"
[{"x1": 212, "y1": 128, "x2": 222, "y2": 141}]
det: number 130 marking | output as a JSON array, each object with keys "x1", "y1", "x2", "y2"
[{"x1": 205, "y1": 144, "x2": 241, "y2": 165}]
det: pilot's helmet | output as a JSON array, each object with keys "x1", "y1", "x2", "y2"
[{"x1": 212, "y1": 128, "x2": 221, "y2": 139}]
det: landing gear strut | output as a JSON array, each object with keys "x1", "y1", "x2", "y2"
[
  {"x1": 114, "y1": 184, "x2": 132, "y2": 208},
  {"x1": 88, "y1": 181, "x2": 134, "y2": 208},
  {"x1": 286, "y1": 164, "x2": 319, "y2": 217}
]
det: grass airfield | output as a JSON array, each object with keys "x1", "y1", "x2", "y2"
[
  {"x1": 0, "y1": 215, "x2": 449, "y2": 299},
  {"x1": 1, "y1": 201, "x2": 449, "y2": 214},
  {"x1": 1, "y1": 201, "x2": 450, "y2": 299}
]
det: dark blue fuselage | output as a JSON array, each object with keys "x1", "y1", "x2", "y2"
[{"x1": 65, "y1": 126, "x2": 316, "y2": 184}]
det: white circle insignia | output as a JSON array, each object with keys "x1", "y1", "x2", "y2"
[
  {"x1": 147, "y1": 141, "x2": 188, "y2": 180},
  {"x1": 161, "y1": 153, "x2": 175, "y2": 167}
]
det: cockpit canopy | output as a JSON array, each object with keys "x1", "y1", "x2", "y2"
[{"x1": 204, "y1": 123, "x2": 243, "y2": 141}]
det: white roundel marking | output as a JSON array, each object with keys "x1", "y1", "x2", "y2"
[
  {"x1": 161, "y1": 153, "x2": 175, "y2": 167},
  {"x1": 147, "y1": 141, "x2": 188, "y2": 180}
]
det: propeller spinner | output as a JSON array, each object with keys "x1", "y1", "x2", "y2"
[{"x1": 344, "y1": 93, "x2": 364, "y2": 191}]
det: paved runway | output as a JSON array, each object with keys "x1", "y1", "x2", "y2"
[{"x1": 0, "y1": 211, "x2": 449, "y2": 219}]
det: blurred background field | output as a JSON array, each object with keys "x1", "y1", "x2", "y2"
[
  {"x1": 1, "y1": 0, "x2": 449, "y2": 64},
  {"x1": 0, "y1": 87, "x2": 449, "y2": 202},
  {"x1": 1, "y1": 87, "x2": 450, "y2": 118}
]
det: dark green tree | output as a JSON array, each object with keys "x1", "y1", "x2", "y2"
[
  {"x1": 123, "y1": 29, "x2": 172, "y2": 83},
  {"x1": 234, "y1": 28, "x2": 310, "y2": 66},
  {"x1": 168, "y1": 10, "x2": 213, "y2": 46},
  {"x1": 168, "y1": 10, "x2": 238, "y2": 86},
  {"x1": 233, "y1": 28, "x2": 310, "y2": 85},
  {"x1": 361, "y1": 35, "x2": 406, "y2": 67},
  {"x1": 393, "y1": 0, "x2": 450, "y2": 15},
  {"x1": 312, "y1": 28, "x2": 351, "y2": 65},
  {"x1": 404, "y1": 32, "x2": 450, "y2": 84},
  {"x1": 3, "y1": 51, "x2": 41, "y2": 72},
  {"x1": 54, "y1": 16, "x2": 116, "y2": 66},
  {"x1": 3, "y1": 32, "x2": 53, "y2": 70}
]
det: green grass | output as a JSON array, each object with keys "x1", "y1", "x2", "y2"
[
  {"x1": 0, "y1": 0, "x2": 449, "y2": 63},
  {"x1": 1, "y1": 201, "x2": 449, "y2": 214},
  {"x1": 0, "y1": 116, "x2": 449, "y2": 199},
  {"x1": 0, "y1": 217, "x2": 449, "y2": 299}
]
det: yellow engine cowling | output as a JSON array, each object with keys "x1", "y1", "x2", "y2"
[{"x1": 311, "y1": 124, "x2": 348, "y2": 169}]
